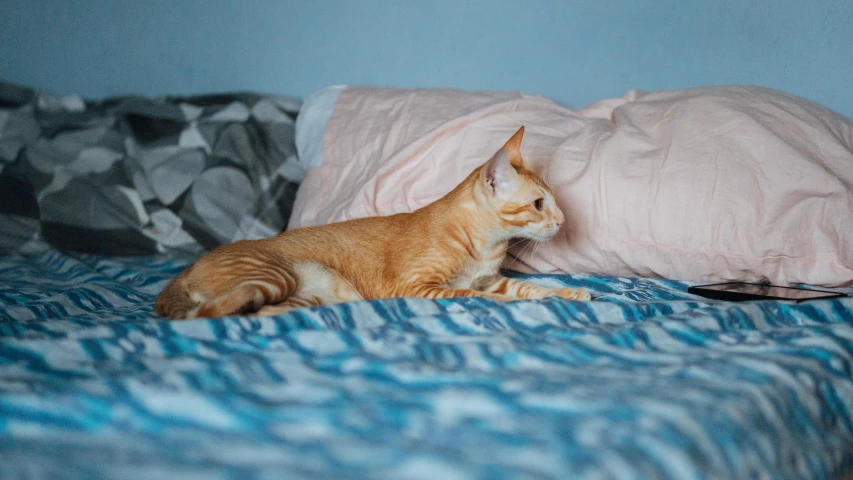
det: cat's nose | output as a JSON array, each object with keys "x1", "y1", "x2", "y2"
[{"x1": 554, "y1": 210, "x2": 565, "y2": 225}]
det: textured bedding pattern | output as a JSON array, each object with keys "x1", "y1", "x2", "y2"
[
  {"x1": 0, "y1": 82, "x2": 302, "y2": 256},
  {"x1": 1, "y1": 249, "x2": 852, "y2": 479}
]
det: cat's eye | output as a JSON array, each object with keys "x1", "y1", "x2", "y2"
[{"x1": 533, "y1": 198, "x2": 544, "y2": 211}]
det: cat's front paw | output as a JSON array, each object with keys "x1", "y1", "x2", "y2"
[{"x1": 554, "y1": 287, "x2": 591, "y2": 301}]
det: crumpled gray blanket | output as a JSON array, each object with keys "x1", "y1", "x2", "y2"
[{"x1": 0, "y1": 81, "x2": 302, "y2": 256}]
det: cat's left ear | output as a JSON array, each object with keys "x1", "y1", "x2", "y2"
[
  {"x1": 481, "y1": 149, "x2": 520, "y2": 198},
  {"x1": 502, "y1": 126, "x2": 526, "y2": 168}
]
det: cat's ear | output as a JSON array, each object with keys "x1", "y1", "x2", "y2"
[
  {"x1": 481, "y1": 149, "x2": 520, "y2": 197},
  {"x1": 502, "y1": 126, "x2": 525, "y2": 168}
]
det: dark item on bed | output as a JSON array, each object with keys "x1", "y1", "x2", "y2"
[{"x1": 688, "y1": 282, "x2": 846, "y2": 302}]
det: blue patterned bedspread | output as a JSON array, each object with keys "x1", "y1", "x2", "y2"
[{"x1": 1, "y1": 249, "x2": 852, "y2": 480}]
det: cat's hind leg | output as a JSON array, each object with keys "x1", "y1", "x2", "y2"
[{"x1": 254, "y1": 262, "x2": 363, "y2": 316}]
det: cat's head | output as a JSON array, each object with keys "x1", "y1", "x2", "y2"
[{"x1": 478, "y1": 126, "x2": 565, "y2": 241}]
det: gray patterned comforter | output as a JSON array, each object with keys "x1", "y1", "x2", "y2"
[{"x1": 0, "y1": 81, "x2": 302, "y2": 256}]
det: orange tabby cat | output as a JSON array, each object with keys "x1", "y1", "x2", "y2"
[{"x1": 156, "y1": 126, "x2": 590, "y2": 319}]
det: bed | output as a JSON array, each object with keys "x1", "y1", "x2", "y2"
[{"x1": 2, "y1": 81, "x2": 853, "y2": 479}]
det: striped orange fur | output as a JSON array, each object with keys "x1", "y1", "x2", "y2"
[{"x1": 155, "y1": 126, "x2": 590, "y2": 319}]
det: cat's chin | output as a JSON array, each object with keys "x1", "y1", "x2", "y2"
[{"x1": 528, "y1": 231, "x2": 558, "y2": 243}]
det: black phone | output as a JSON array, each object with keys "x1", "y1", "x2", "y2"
[{"x1": 687, "y1": 282, "x2": 846, "y2": 303}]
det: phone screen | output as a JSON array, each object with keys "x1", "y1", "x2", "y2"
[{"x1": 700, "y1": 283, "x2": 839, "y2": 300}]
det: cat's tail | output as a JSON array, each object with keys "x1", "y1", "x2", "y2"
[
  {"x1": 156, "y1": 263, "x2": 304, "y2": 320},
  {"x1": 155, "y1": 276, "x2": 200, "y2": 319},
  {"x1": 188, "y1": 279, "x2": 298, "y2": 319}
]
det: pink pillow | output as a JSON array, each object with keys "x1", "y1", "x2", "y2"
[{"x1": 290, "y1": 85, "x2": 853, "y2": 287}]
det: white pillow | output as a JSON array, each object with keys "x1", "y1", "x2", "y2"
[{"x1": 291, "y1": 85, "x2": 853, "y2": 287}]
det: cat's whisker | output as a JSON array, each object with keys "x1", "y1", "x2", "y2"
[
  {"x1": 506, "y1": 238, "x2": 528, "y2": 259},
  {"x1": 507, "y1": 238, "x2": 528, "y2": 252},
  {"x1": 533, "y1": 241, "x2": 543, "y2": 263},
  {"x1": 528, "y1": 240, "x2": 542, "y2": 265},
  {"x1": 506, "y1": 238, "x2": 535, "y2": 271},
  {"x1": 526, "y1": 242, "x2": 541, "y2": 269}
]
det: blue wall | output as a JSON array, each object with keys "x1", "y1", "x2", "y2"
[{"x1": 1, "y1": 0, "x2": 851, "y2": 119}]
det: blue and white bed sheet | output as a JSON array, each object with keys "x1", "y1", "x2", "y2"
[{"x1": 1, "y1": 249, "x2": 852, "y2": 479}]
